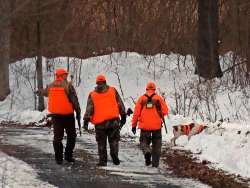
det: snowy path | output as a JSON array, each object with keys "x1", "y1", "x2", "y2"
[{"x1": 0, "y1": 127, "x2": 209, "y2": 188}]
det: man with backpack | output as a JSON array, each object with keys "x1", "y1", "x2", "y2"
[
  {"x1": 131, "y1": 82, "x2": 168, "y2": 167},
  {"x1": 83, "y1": 74, "x2": 126, "y2": 166}
]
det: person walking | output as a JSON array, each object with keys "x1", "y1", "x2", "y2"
[
  {"x1": 83, "y1": 74, "x2": 126, "y2": 166},
  {"x1": 39, "y1": 69, "x2": 81, "y2": 164},
  {"x1": 131, "y1": 82, "x2": 168, "y2": 167}
]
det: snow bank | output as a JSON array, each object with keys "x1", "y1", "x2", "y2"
[{"x1": 166, "y1": 120, "x2": 250, "y2": 178}]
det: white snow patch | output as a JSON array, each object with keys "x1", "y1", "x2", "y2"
[{"x1": 0, "y1": 151, "x2": 56, "y2": 188}]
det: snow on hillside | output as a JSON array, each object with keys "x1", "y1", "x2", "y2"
[{"x1": 0, "y1": 52, "x2": 250, "y2": 180}]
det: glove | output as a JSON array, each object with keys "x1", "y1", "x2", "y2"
[
  {"x1": 127, "y1": 108, "x2": 133, "y2": 116},
  {"x1": 120, "y1": 114, "x2": 127, "y2": 128},
  {"x1": 132, "y1": 127, "x2": 136, "y2": 135},
  {"x1": 34, "y1": 90, "x2": 41, "y2": 96},
  {"x1": 83, "y1": 120, "x2": 89, "y2": 131}
]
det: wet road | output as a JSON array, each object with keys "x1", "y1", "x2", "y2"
[{"x1": 0, "y1": 127, "x2": 208, "y2": 188}]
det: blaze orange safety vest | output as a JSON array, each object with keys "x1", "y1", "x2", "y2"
[
  {"x1": 90, "y1": 87, "x2": 119, "y2": 125},
  {"x1": 48, "y1": 80, "x2": 74, "y2": 115}
]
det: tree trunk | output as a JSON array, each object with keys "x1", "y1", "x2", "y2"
[
  {"x1": 0, "y1": 0, "x2": 11, "y2": 101},
  {"x1": 0, "y1": 58, "x2": 10, "y2": 101},
  {"x1": 247, "y1": 9, "x2": 250, "y2": 73},
  {"x1": 106, "y1": 0, "x2": 113, "y2": 52},
  {"x1": 36, "y1": 0, "x2": 45, "y2": 111},
  {"x1": 196, "y1": 0, "x2": 223, "y2": 79}
]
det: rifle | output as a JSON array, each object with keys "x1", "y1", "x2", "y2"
[
  {"x1": 161, "y1": 115, "x2": 168, "y2": 134},
  {"x1": 76, "y1": 114, "x2": 82, "y2": 136},
  {"x1": 155, "y1": 101, "x2": 168, "y2": 134},
  {"x1": 63, "y1": 83, "x2": 81, "y2": 136}
]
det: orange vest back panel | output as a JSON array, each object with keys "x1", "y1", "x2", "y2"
[
  {"x1": 90, "y1": 87, "x2": 119, "y2": 124},
  {"x1": 48, "y1": 83, "x2": 74, "y2": 115}
]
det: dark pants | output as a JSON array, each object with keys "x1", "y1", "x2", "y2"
[
  {"x1": 95, "y1": 119, "x2": 120, "y2": 164},
  {"x1": 140, "y1": 129, "x2": 162, "y2": 167},
  {"x1": 52, "y1": 114, "x2": 76, "y2": 161}
]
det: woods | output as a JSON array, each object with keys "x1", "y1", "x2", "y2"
[
  {"x1": 3, "y1": 0, "x2": 250, "y2": 58},
  {"x1": 0, "y1": 0, "x2": 250, "y2": 101}
]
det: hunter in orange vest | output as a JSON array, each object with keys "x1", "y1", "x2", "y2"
[
  {"x1": 39, "y1": 69, "x2": 81, "y2": 165},
  {"x1": 83, "y1": 74, "x2": 126, "y2": 166},
  {"x1": 131, "y1": 82, "x2": 169, "y2": 167}
]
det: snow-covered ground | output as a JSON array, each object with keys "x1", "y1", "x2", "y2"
[
  {"x1": 0, "y1": 52, "x2": 250, "y2": 181},
  {"x1": 0, "y1": 127, "x2": 209, "y2": 188},
  {"x1": 0, "y1": 151, "x2": 55, "y2": 188}
]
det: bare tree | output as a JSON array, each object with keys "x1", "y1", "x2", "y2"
[
  {"x1": 0, "y1": 0, "x2": 10, "y2": 101},
  {"x1": 196, "y1": 0, "x2": 223, "y2": 79},
  {"x1": 2, "y1": 0, "x2": 250, "y2": 86},
  {"x1": 246, "y1": 7, "x2": 250, "y2": 73},
  {"x1": 36, "y1": 0, "x2": 45, "y2": 111}
]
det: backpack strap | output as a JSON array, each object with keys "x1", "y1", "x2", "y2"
[
  {"x1": 144, "y1": 93, "x2": 156, "y2": 102},
  {"x1": 140, "y1": 93, "x2": 156, "y2": 110},
  {"x1": 139, "y1": 93, "x2": 158, "y2": 117}
]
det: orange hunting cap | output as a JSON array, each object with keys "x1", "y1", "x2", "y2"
[
  {"x1": 55, "y1": 69, "x2": 68, "y2": 76},
  {"x1": 146, "y1": 82, "x2": 156, "y2": 90},
  {"x1": 96, "y1": 74, "x2": 106, "y2": 83}
]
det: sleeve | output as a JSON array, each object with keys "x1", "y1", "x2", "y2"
[
  {"x1": 40, "y1": 86, "x2": 49, "y2": 97},
  {"x1": 83, "y1": 94, "x2": 94, "y2": 121},
  {"x1": 131, "y1": 97, "x2": 143, "y2": 127},
  {"x1": 114, "y1": 88, "x2": 126, "y2": 116},
  {"x1": 68, "y1": 84, "x2": 81, "y2": 114}
]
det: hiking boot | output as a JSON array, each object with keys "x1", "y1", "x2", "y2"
[
  {"x1": 56, "y1": 160, "x2": 63, "y2": 165},
  {"x1": 65, "y1": 157, "x2": 76, "y2": 163},
  {"x1": 145, "y1": 152, "x2": 151, "y2": 166},
  {"x1": 111, "y1": 154, "x2": 120, "y2": 165},
  {"x1": 97, "y1": 162, "x2": 107, "y2": 167},
  {"x1": 152, "y1": 164, "x2": 159, "y2": 168}
]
